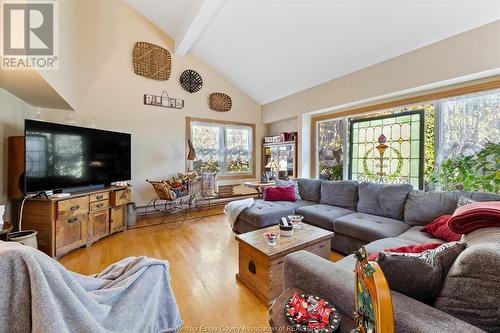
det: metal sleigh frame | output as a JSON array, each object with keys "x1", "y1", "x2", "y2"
[{"x1": 145, "y1": 178, "x2": 212, "y2": 227}]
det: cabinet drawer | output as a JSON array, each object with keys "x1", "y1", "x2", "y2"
[
  {"x1": 55, "y1": 213, "x2": 88, "y2": 253},
  {"x1": 90, "y1": 192, "x2": 109, "y2": 202},
  {"x1": 90, "y1": 199, "x2": 110, "y2": 212},
  {"x1": 57, "y1": 197, "x2": 89, "y2": 219},
  {"x1": 110, "y1": 206, "x2": 126, "y2": 233},
  {"x1": 89, "y1": 210, "x2": 109, "y2": 240},
  {"x1": 112, "y1": 189, "x2": 130, "y2": 206}
]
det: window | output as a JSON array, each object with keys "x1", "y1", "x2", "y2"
[
  {"x1": 188, "y1": 118, "x2": 255, "y2": 177},
  {"x1": 318, "y1": 119, "x2": 345, "y2": 180},
  {"x1": 314, "y1": 86, "x2": 500, "y2": 193},
  {"x1": 349, "y1": 110, "x2": 424, "y2": 189},
  {"x1": 436, "y1": 89, "x2": 500, "y2": 165}
]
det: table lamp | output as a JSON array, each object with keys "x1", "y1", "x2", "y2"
[{"x1": 265, "y1": 160, "x2": 279, "y2": 180}]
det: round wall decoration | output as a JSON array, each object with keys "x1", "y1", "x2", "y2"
[
  {"x1": 209, "y1": 93, "x2": 232, "y2": 112},
  {"x1": 179, "y1": 69, "x2": 203, "y2": 93}
]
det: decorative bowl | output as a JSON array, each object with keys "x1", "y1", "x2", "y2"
[
  {"x1": 263, "y1": 232, "x2": 279, "y2": 245},
  {"x1": 284, "y1": 293, "x2": 341, "y2": 332},
  {"x1": 279, "y1": 223, "x2": 294, "y2": 237},
  {"x1": 288, "y1": 215, "x2": 304, "y2": 229}
]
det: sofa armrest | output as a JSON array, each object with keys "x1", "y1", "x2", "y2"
[{"x1": 283, "y1": 251, "x2": 486, "y2": 333}]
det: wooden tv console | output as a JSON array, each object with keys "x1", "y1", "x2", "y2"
[{"x1": 22, "y1": 187, "x2": 131, "y2": 259}]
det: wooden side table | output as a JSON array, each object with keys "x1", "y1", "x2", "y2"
[
  {"x1": 269, "y1": 287, "x2": 356, "y2": 333},
  {"x1": 0, "y1": 223, "x2": 13, "y2": 241},
  {"x1": 243, "y1": 181, "x2": 276, "y2": 199}
]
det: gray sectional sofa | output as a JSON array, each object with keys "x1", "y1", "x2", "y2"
[
  {"x1": 233, "y1": 178, "x2": 499, "y2": 254},
  {"x1": 233, "y1": 179, "x2": 500, "y2": 332}
]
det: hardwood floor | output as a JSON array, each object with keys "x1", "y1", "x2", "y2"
[{"x1": 59, "y1": 214, "x2": 343, "y2": 329}]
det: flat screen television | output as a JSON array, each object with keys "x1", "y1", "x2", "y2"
[{"x1": 24, "y1": 119, "x2": 131, "y2": 194}]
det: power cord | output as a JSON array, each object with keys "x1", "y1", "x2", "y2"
[{"x1": 18, "y1": 192, "x2": 46, "y2": 232}]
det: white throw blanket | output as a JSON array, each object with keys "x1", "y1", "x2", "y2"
[
  {"x1": 224, "y1": 198, "x2": 254, "y2": 227},
  {"x1": 0, "y1": 241, "x2": 182, "y2": 333}
]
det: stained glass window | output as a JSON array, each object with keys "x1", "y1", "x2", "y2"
[{"x1": 349, "y1": 110, "x2": 424, "y2": 189}]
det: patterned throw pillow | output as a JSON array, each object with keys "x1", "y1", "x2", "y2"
[
  {"x1": 456, "y1": 196, "x2": 477, "y2": 209},
  {"x1": 276, "y1": 179, "x2": 302, "y2": 200},
  {"x1": 376, "y1": 242, "x2": 466, "y2": 303}
]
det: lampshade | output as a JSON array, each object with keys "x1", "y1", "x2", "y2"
[
  {"x1": 187, "y1": 139, "x2": 196, "y2": 161},
  {"x1": 265, "y1": 160, "x2": 279, "y2": 170}
]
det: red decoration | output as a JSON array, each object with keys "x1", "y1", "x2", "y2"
[{"x1": 287, "y1": 293, "x2": 333, "y2": 329}]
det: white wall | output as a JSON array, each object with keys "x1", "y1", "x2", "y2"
[
  {"x1": 35, "y1": 0, "x2": 262, "y2": 206},
  {"x1": 266, "y1": 118, "x2": 298, "y2": 136},
  {"x1": 262, "y1": 20, "x2": 500, "y2": 124},
  {"x1": 0, "y1": 89, "x2": 34, "y2": 205}
]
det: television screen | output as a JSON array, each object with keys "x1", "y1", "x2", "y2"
[{"x1": 24, "y1": 120, "x2": 131, "y2": 193}]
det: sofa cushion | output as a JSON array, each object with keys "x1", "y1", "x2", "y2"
[
  {"x1": 434, "y1": 243, "x2": 500, "y2": 331},
  {"x1": 238, "y1": 199, "x2": 315, "y2": 228},
  {"x1": 296, "y1": 204, "x2": 354, "y2": 231},
  {"x1": 276, "y1": 179, "x2": 302, "y2": 200},
  {"x1": 404, "y1": 190, "x2": 500, "y2": 226},
  {"x1": 319, "y1": 180, "x2": 358, "y2": 210},
  {"x1": 263, "y1": 185, "x2": 296, "y2": 201},
  {"x1": 335, "y1": 237, "x2": 417, "y2": 271},
  {"x1": 397, "y1": 226, "x2": 446, "y2": 244},
  {"x1": 377, "y1": 242, "x2": 466, "y2": 304},
  {"x1": 333, "y1": 212, "x2": 411, "y2": 242},
  {"x1": 421, "y1": 215, "x2": 462, "y2": 242},
  {"x1": 357, "y1": 182, "x2": 413, "y2": 220},
  {"x1": 296, "y1": 178, "x2": 323, "y2": 202}
]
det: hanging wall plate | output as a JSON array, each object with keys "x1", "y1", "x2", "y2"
[
  {"x1": 209, "y1": 93, "x2": 232, "y2": 112},
  {"x1": 132, "y1": 42, "x2": 171, "y2": 80},
  {"x1": 180, "y1": 69, "x2": 203, "y2": 93}
]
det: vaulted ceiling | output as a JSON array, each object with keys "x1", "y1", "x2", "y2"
[{"x1": 124, "y1": 0, "x2": 500, "y2": 105}]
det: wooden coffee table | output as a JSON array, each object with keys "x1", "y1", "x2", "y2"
[{"x1": 235, "y1": 223, "x2": 333, "y2": 304}]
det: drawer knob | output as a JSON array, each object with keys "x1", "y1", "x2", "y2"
[
  {"x1": 70, "y1": 205, "x2": 80, "y2": 211},
  {"x1": 96, "y1": 195, "x2": 104, "y2": 200},
  {"x1": 96, "y1": 203, "x2": 104, "y2": 208},
  {"x1": 120, "y1": 194, "x2": 127, "y2": 199},
  {"x1": 248, "y1": 260, "x2": 256, "y2": 274},
  {"x1": 68, "y1": 217, "x2": 78, "y2": 224}
]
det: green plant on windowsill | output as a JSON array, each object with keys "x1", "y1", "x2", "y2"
[
  {"x1": 431, "y1": 142, "x2": 500, "y2": 193},
  {"x1": 320, "y1": 163, "x2": 343, "y2": 181},
  {"x1": 193, "y1": 158, "x2": 220, "y2": 173}
]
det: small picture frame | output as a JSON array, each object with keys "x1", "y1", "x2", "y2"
[
  {"x1": 161, "y1": 96, "x2": 169, "y2": 107},
  {"x1": 175, "y1": 99, "x2": 184, "y2": 109},
  {"x1": 145, "y1": 94, "x2": 153, "y2": 105},
  {"x1": 168, "y1": 98, "x2": 176, "y2": 108},
  {"x1": 155, "y1": 96, "x2": 161, "y2": 106}
]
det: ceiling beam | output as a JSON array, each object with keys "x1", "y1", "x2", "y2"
[{"x1": 175, "y1": 0, "x2": 228, "y2": 56}]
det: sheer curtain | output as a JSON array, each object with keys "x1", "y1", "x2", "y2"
[{"x1": 436, "y1": 89, "x2": 500, "y2": 165}]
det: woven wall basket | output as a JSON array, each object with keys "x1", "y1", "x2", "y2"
[
  {"x1": 209, "y1": 93, "x2": 232, "y2": 112},
  {"x1": 133, "y1": 42, "x2": 171, "y2": 80}
]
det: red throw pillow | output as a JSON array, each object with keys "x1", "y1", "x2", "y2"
[
  {"x1": 368, "y1": 243, "x2": 442, "y2": 261},
  {"x1": 421, "y1": 215, "x2": 462, "y2": 242},
  {"x1": 264, "y1": 185, "x2": 296, "y2": 202}
]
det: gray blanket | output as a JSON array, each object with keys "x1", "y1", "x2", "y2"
[{"x1": 0, "y1": 241, "x2": 182, "y2": 333}]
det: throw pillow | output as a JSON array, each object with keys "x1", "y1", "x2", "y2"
[
  {"x1": 377, "y1": 242, "x2": 466, "y2": 303},
  {"x1": 433, "y1": 243, "x2": 500, "y2": 332},
  {"x1": 421, "y1": 215, "x2": 462, "y2": 242},
  {"x1": 456, "y1": 195, "x2": 477, "y2": 209},
  {"x1": 368, "y1": 243, "x2": 442, "y2": 261},
  {"x1": 264, "y1": 185, "x2": 296, "y2": 202},
  {"x1": 276, "y1": 179, "x2": 302, "y2": 200}
]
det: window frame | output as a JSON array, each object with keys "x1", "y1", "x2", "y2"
[
  {"x1": 310, "y1": 78, "x2": 500, "y2": 178},
  {"x1": 347, "y1": 109, "x2": 425, "y2": 189},
  {"x1": 185, "y1": 117, "x2": 256, "y2": 179}
]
